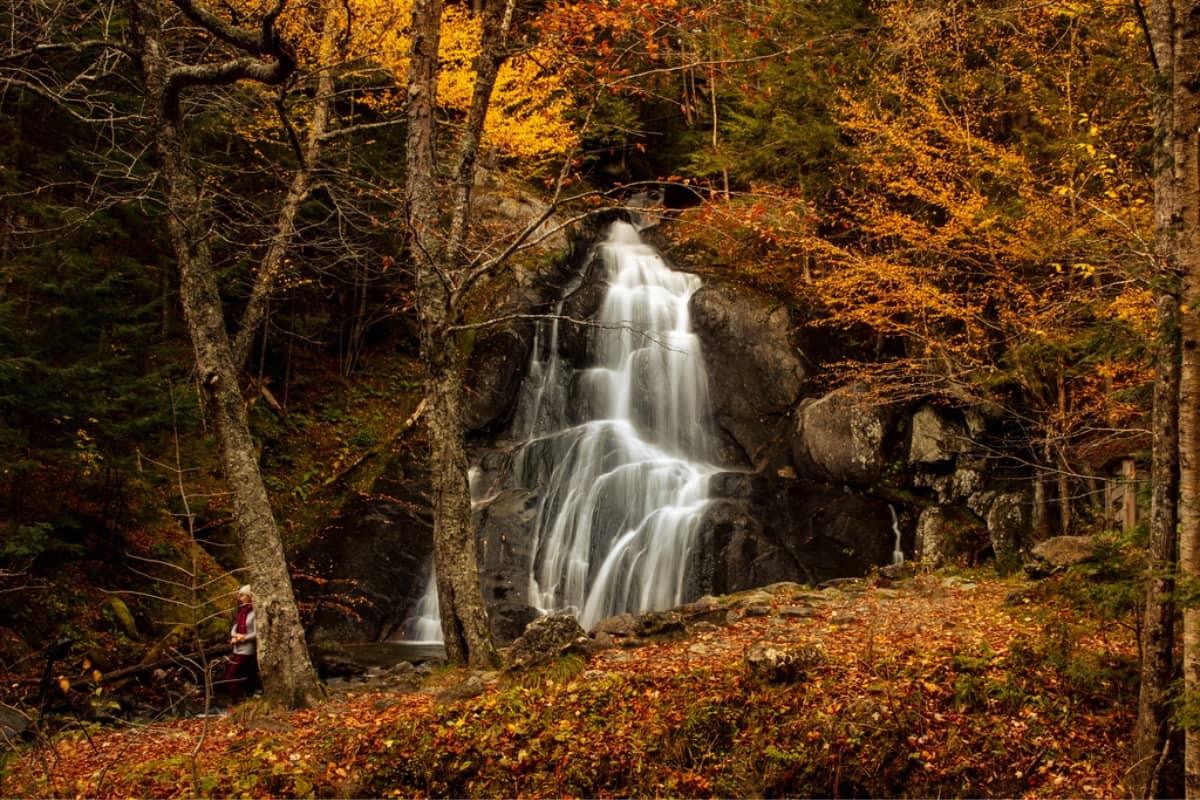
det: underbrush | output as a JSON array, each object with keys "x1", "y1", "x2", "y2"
[
  {"x1": 1, "y1": 570, "x2": 1139, "y2": 799},
  {"x1": 357, "y1": 572, "x2": 1137, "y2": 799}
]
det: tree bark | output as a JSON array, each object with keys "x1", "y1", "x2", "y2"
[
  {"x1": 404, "y1": 0, "x2": 500, "y2": 669},
  {"x1": 1132, "y1": 292, "x2": 1181, "y2": 798},
  {"x1": 1132, "y1": 12, "x2": 1183, "y2": 790},
  {"x1": 126, "y1": 0, "x2": 322, "y2": 709},
  {"x1": 1166, "y1": 2, "x2": 1200, "y2": 792},
  {"x1": 1140, "y1": 1, "x2": 1200, "y2": 794}
]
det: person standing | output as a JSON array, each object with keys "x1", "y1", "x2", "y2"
[{"x1": 224, "y1": 584, "x2": 257, "y2": 708}]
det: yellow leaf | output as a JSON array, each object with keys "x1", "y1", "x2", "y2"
[{"x1": 58, "y1": 676, "x2": 70, "y2": 693}]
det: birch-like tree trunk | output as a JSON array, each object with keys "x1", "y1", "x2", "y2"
[
  {"x1": 1167, "y1": 4, "x2": 1200, "y2": 793},
  {"x1": 1132, "y1": 294, "x2": 1181, "y2": 798},
  {"x1": 1131, "y1": 5, "x2": 1183, "y2": 794},
  {"x1": 403, "y1": 0, "x2": 511, "y2": 669},
  {"x1": 125, "y1": 0, "x2": 322, "y2": 709},
  {"x1": 1139, "y1": 1, "x2": 1200, "y2": 794}
]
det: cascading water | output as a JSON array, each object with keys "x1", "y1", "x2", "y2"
[
  {"x1": 399, "y1": 221, "x2": 720, "y2": 639},
  {"x1": 889, "y1": 504, "x2": 904, "y2": 566},
  {"x1": 401, "y1": 466, "x2": 490, "y2": 644},
  {"x1": 510, "y1": 221, "x2": 719, "y2": 629},
  {"x1": 401, "y1": 561, "x2": 442, "y2": 642}
]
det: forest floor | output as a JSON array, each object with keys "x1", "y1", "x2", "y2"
[{"x1": 1, "y1": 569, "x2": 1140, "y2": 799}]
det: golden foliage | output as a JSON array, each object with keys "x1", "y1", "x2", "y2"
[
  {"x1": 227, "y1": 0, "x2": 580, "y2": 165},
  {"x1": 677, "y1": 0, "x2": 1154, "y2": 462}
]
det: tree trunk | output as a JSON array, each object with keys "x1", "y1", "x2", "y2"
[
  {"x1": 126, "y1": 0, "x2": 322, "y2": 709},
  {"x1": 1032, "y1": 471, "x2": 1050, "y2": 539},
  {"x1": 1142, "y1": 0, "x2": 1200, "y2": 793},
  {"x1": 1168, "y1": 3, "x2": 1200, "y2": 792},
  {"x1": 426, "y1": 340, "x2": 495, "y2": 666},
  {"x1": 1184, "y1": 305, "x2": 1200, "y2": 798},
  {"x1": 404, "y1": 0, "x2": 499, "y2": 669},
  {"x1": 1056, "y1": 372, "x2": 1072, "y2": 534},
  {"x1": 1132, "y1": 292, "x2": 1181, "y2": 798}
]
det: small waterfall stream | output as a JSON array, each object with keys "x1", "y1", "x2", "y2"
[
  {"x1": 401, "y1": 561, "x2": 442, "y2": 642},
  {"x1": 402, "y1": 221, "x2": 720, "y2": 638},
  {"x1": 889, "y1": 504, "x2": 904, "y2": 566}
]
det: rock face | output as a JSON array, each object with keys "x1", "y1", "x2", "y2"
[
  {"x1": 909, "y1": 404, "x2": 970, "y2": 464},
  {"x1": 461, "y1": 197, "x2": 601, "y2": 434},
  {"x1": 792, "y1": 385, "x2": 898, "y2": 485},
  {"x1": 698, "y1": 472, "x2": 899, "y2": 593},
  {"x1": 978, "y1": 491, "x2": 1029, "y2": 575},
  {"x1": 298, "y1": 478, "x2": 434, "y2": 644},
  {"x1": 474, "y1": 485, "x2": 542, "y2": 643},
  {"x1": 301, "y1": 222, "x2": 1038, "y2": 648},
  {"x1": 914, "y1": 505, "x2": 989, "y2": 567},
  {"x1": 464, "y1": 325, "x2": 536, "y2": 433},
  {"x1": 690, "y1": 283, "x2": 807, "y2": 469}
]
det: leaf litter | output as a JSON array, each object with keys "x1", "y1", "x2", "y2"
[{"x1": 4, "y1": 572, "x2": 1137, "y2": 798}]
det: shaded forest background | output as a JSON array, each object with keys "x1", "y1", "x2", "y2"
[{"x1": 0, "y1": 0, "x2": 1155, "y2": 702}]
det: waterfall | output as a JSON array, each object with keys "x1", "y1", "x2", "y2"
[
  {"x1": 398, "y1": 221, "x2": 719, "y2": 639},
  {"x1": 889, "y1": 504, "x2": 904, "y2": 566},
  {"x1": 401, "y1": 560, "x2": 442, "y2": 642},
  {"x1": 512, "y1": 221, "x2": 719, "y2": 629},
  {"x1": 400, "y1": 467, "x2": 492, "y2": 644}
]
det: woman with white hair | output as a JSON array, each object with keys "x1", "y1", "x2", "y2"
[{"x1": 224, "y1": 584, "x2": 257, "y2": 708}]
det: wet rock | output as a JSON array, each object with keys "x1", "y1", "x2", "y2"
[
  {"x1": 634, "y1": 610, "x2": 686, "y2": 639},
  {"x1": 309, "y1": 642, "x2": 367, "y2": 680}
]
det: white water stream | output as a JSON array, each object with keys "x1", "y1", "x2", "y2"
[
  {"x1": 403, "y1": 221, "x2": 719, "y2": 638},
  {"x1": 514, "y1": 222, "x2": 719, "y2": 629}
]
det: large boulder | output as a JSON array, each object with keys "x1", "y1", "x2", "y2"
[
  {"x1": 744, "y1": 642, "x2": 823, "y2": 683},
  {"x1": 504, "y1": 613, "x2": 592, "y2": 670},
  {"x1": 689, "y1": 283, "x2": 808, "y2": 469},
  {"x1": 1025, "y1": 535, "x2": 1100, "y2": 577},
  {"x1": 909, "y1": 405, "x2": 971, "y2": 465},
  {"x1": 792, "y1": 385, "x2": 899, "y2": 486},
  {"x1": 914, "y1": 505, "x2": 989, "y2": 567}
]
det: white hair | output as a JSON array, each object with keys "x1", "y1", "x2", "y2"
[{"x1": 238, "y1": 584, "x2": 252, "y2": 598}]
